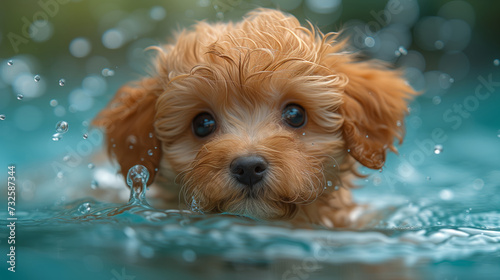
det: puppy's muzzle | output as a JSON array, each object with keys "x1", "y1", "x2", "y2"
[{"x1": 230, "y1": 155, "x2": 268, "y2": 187}]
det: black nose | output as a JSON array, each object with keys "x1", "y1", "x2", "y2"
[{"x1": 230, "y1": 155, "x2": 268, "y2": 187}]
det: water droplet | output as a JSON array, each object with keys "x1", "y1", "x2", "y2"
[
  {"x1": 90, "y1": 180, "x2": 98, "y2": 189},
  {"x1": 101, "y1": 68, "x2": 115, "y2": 77},
  {"x1": 396, "y1": 120, "x2": 402, "y2": 127},
  {"x1": 88, "y1": 163, "x2": 95, "y2": 169},
  {"x1": 7, "y1": 60, "x2": 13, "y2": 66},
  {"x1": 83, "y1": 133, "x2": 88, "y2": 139},
  {"x1": 432, "y1": 96, "x2": 442, "y2": 105},
  {"x1": 52, "y1": 133, "x2": 62, "y2": 141},
  {"x1": 50, "y1": 99, "x2": 58, "y2": 107},
  {"x1": 78, "y1": 202, "x2": 91, "y2": 214},
  {"x1": 426, "y1": 176, "x2": 431, "y2": 181},
  {"x1": 63, "y1": 155, "x2": 70, "y2": 162},
  {"x1": 148, "y1": 149, "x2": 153, "y2": 156},
  {"x1": 126, "y1": 165, "x2": 150, "y2": 206},
  {"x1": 34, "y1": 75, "x2": 41, "y2": 82},
  {"x1": 55, "y1": 121, "x2": 69, "y2": 133},
  {"x1": 434, "y1": 40, "x2": 444, "y2": 49},
  {"x1": 494, "y1": 59, "x2": 500, "y2": 66},
  {"x1": 16, "y1": 94, "x2": 24, "y2": 100},
  {"x1": 0, "y1": 114, "x2": 5, "y2": 121},
  {"x1": 433, "y1": 144, "x2": 443, "y2": 154},
  {"x1": 327, "y1": 181, "x2": 333, "y2": 187},
  {"x1": 364, "y1": 36, "x2": 375, "y2": 48},
  {"x1": 398, "y1": 46, "x2": 408, "y2": 55},
  {"x1": 58, "y1": 79, "x2": 65, "y2": 86}
]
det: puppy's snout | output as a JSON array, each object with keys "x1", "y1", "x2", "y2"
[{"x1": 230, "y1": 155, "x2": 268, "y2": 187}]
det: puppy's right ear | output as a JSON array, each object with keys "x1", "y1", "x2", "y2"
[{"x1": 92, "y1": 78, "x2": 163, "y2": 185}]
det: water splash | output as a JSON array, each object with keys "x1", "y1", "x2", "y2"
[
  {"x1": 78, "y1": 202, "x2": 91, "y2": 215},
  {"x1": 52, "y1": 133, "x2": 62, "y2": 141},
  {"x1": 55, "y1": 121, "x2": 69, "y2": 133},
  {"x1": 434, "y1": 144, "x2": 443, "y2": 154},
  {"x1": 126, "y1": 165, "x2": 151, "y2": 207}
]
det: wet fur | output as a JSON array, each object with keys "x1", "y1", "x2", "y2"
[{"x1": 93, "y1": 9, "x2": 417, "y2": 228}]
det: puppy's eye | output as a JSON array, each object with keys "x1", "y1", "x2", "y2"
[
  {"x1": 193, "y1": 113, "x2": 216, "y2": 137},
  {"x1": 282, "y1": 104, "x2": 306, "y2": 128}
]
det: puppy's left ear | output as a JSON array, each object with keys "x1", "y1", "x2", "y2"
[
  {"x1": 92, "y1": 78, "x2": 163, "y2": 185},
  {"x1": 337, "y1": 60, "x2": 417, "y2": 169}
]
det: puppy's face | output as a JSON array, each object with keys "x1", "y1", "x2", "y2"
[{"x1": 93, "y1": 9, "x2": 416, "y2": 220}]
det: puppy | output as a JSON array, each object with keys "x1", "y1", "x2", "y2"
[{"x1": 93, "y1": 9, "x2": 417, "y2": 228}]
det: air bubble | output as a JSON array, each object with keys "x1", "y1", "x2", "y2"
[
  {"x1": 497, "y1": 130, "x2": 500, "y2": 138},
  {"x1": 63, "y1": 155, "x2": 70, "y2": 162},
  {"x1": 7, "y1": 60, "x2": 13, "y2": 66},
  {"x1": 34, "y1": 75, "x2": 41, "y2": 82},
  {"x1": 365, "y1": 135, "x2": 369, "y2": 138},
  {"x1": 52, "y1": 133, "x2": 62, "y2": 141},
  {"x1": 0, "y1": 114, "x2": 5, "y2": 121},
  {"x1": 57, "y1": 171, "x2": 64, "y2": 179},
  {"x1": 494, "y1": 59, "x2": 500, "y2": 66},
  {"x1": 78, "y1": 202, "x2": 91, "y2": 214},
  {"x1": 126, "y1": 165, "x2": 151, "y2": 206},
  {"x1": 334, "y1": 186, "x2": 340, "y2": 191},
  {"x1": 90, "y1": 180, "x2": 98, "y2": 189},
  {"x1": 59, "y1": 79, "x2": 65, "y2": 86},
  {"x1": 50, "y1": 99, "x2": 58, "y2": 107},
  {"x1": 302, "y1": 132, "x2": 306, "y2": 136},
  {"x1": 83, "y1": 133, "x2": 88, "y2": 139},
  {"x1": 55, "y1": 121, "x2": 69, "y2": 133},
  {"x1": 149, "y1": 132, "x2": 153, "y2": 138},
  {"x1": 88, "y1": 163, "x2": 95, "y2": 169},
  {"x1": 434, "y1": 144, "x2": 443, "y2": 154},
  {"x1": 426, "y1": 176, "x2": 431, "y2": 181},
  {"x1": 327, "y1": 181, "x2": 333, "y2": 187},
  {"x1": 148, "y1": 149, "x2": 153, "y2": 156},
  {"x1": 347, "y1": 149, "x2": 351, "y2": 153},
  {"x1": 16, "y1": 94, "x2": 24, "y2": 100}
]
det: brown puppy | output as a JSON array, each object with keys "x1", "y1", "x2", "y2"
[{"x1": 93, "y1": 8, "x2": 417, "y2": 228}]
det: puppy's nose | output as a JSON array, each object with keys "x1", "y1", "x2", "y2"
[{"x1": 230, "y1": 155, "x2": 268, "y2": 187}]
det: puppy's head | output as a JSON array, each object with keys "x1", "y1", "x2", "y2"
[{"x1": 93, "y1": 9, "x2": 416, "y2": 219}]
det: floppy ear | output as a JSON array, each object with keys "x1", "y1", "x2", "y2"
[
  {"x1": 92, "y1": 78, "x2": 163, "y2": 185},
  {"x1": 337, "y1": 60, "x2": 417, "y2": 169}
]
